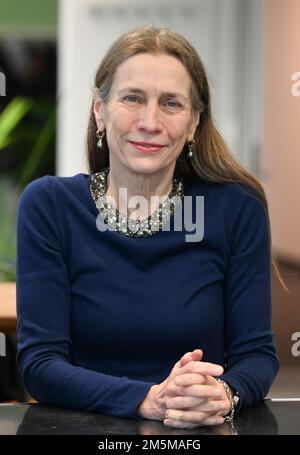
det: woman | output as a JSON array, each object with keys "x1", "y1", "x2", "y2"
[{"x1": 16, "y1": 26, "x2": 281, "y2": 429}]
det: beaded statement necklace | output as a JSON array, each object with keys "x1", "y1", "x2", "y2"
[{"x1": 90, "y1": 167, "x2": 184, "y2": 237}]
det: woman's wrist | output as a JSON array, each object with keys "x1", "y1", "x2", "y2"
[
  {"x1": 216, "y1": 379, "x2": 239, "y2": 421},
  {"x1": 137, "y1": 384, "x2": 166, "y2": 421}
]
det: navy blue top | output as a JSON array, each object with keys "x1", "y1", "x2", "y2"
[{"x1": 16, "y1": 173, "x2": 279, "y2": 420}]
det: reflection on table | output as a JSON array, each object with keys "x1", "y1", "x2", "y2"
[{"x1": 1, "y1": 399, "x2": 299, "y2": 435}]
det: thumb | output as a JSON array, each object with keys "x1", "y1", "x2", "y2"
[
  {"x1": 180, "y1": 349, "x2": 203, "y2": 367},
  {"x1": 191, "y1": 349, "x2": 203, "y2": 361}
]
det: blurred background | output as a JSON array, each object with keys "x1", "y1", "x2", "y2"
[{"x1": 0, "y1": 0, "x2": 299, "y2": 403}]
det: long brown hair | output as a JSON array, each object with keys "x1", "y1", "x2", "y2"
[{"x1": 85, "y1": 25, "x2": 287, "y2": 291}]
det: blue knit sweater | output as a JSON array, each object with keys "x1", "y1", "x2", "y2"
[{"x1": 16, "y1": 173, "x2": 279, "y2": 420}]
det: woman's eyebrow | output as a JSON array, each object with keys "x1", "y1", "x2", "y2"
[{"x1": 117, "y1": 87, "x2": 188, "y2": 100}]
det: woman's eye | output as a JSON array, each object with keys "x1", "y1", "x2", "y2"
[
  {"x1": 165, "y1": 100, "x2": 181, "y2": 109},
  {"x1": 123, "y1": 95, "x2": 140, "y2": 103},
  {"x1": 122, "y1": 96, "x2": 182, "y2": 110}
]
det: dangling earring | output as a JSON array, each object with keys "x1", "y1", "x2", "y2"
[
  {"x1": 188, "y1": 139, "x2": 195, "y2": 159},
  {"x1": 96, "y1": 129, "x2": 105, "y2": 149}
]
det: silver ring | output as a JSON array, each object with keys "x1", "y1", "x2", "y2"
[{"x1": 168, "y1": 410, "x2": 184, "y2": 421}]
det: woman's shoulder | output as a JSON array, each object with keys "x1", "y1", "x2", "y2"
[
  {"x1": 185, "y1": 176, "x2": 265, "y2": 208},
  {"x1": 22, "y1": 172, "x2": 90, "y2": 190},
  {"x1": 20, "y1": 173, "x2": 90, "y2": 199},
  {"x1": 18, "y1": 173, "x2": 92, "y2": 214}
]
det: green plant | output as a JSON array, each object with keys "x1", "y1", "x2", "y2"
[
  {"x1": 0, "y1": 96, "x2": 55, "y2": 282},
  {"x1": 0, "y1": 177, "x2": 19, "y2": 282},
  {"x1": 0, "y1": 97, "x2": 33, "y2": 149}
]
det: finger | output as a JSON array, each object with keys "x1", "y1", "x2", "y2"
[
  {"x1": 180, "y1": 352, "x2": 193, "y2": 368},
  {"x1": 200, "y1": 415, "x2": 225, "y2": 426},
  {"x1": 180, "y1": 349, "x2": 203, "y2": 368},
  {"x1": 180, "y1": 361, "x2": 224, "y2": 377},
  {"x1": 174, "y1": 373, "x2": 206, "y2": 387},
  {"x1": 163, "y1": 415, "x2": 224, "y2": 429},
  {"x1": 175, "y1": 384, "x2": 223, "y2": 399},
  {"x1": 166, "y1": 409, "x2": 224, "y2": 425},
  {"x1": 191, "y1": 349, "x2": 203, "y2": 361},
  {"x1": 188, "y1": 400, "x2": 229, "y2": 414},
  {"x1": 165, "y1": 380, "x2": 222, "y2": 399},
  {"x1": 165, "y1": 396, "x2": 228, "y2": 413},
  {"x1": 164, "y1": 410, "x2": 225, "y2": 427},
  {"x1": 165, "y1": 395, "x2": 206, "y2": 409},
  {"x1": 202, "y1": 374, "x2": 220, "y2": 385},
  {"x1": 198, "y1": 400, "x2": 228, "y2": 414},
  {"x1": 163, "y1": 418, "x2": 200, "y2": 429},
  {"x1": 164, "y1": 409, "x2": 202, "y2": 428},
  {"x1": 164, "y1": 380, "x2": 185, "y2": 397}
]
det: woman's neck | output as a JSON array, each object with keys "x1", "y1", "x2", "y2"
[{"x1": 105, "y1": 163, "x2": 174, "y2": 220}]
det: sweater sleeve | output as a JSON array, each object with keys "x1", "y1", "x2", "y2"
[
  {"x1": 219, "y1": 188, "x2": 279, "y2": 411},
  {"x1": 16, "y1": 177, "x2": 155, "y2": 420}
]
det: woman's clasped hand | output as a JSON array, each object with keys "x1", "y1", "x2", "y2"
[{"x1": 138, "y1": 349, "x2": 231, "y2": 428}]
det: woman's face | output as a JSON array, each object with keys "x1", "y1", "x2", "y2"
[{"x1": 94, "y1": 53, "x2": 200, "y2": 176}]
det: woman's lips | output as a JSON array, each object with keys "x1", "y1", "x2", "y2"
[{"x1": 129, "y1": 141, "x2": 164, "y2": 153}]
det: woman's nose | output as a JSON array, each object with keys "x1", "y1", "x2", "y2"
[{"x1": 137, "y1": 102, "x2": 162, "y2": 133}]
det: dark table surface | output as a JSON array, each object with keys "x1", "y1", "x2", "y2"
[{"x1": 0, "y1": 399, "x2": 299, "y2": 435}]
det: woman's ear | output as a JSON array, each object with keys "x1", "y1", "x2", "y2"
[
  {"x1": 187, "y1": 110, "x2": 200, "y2": 142},
  {"x1": 93, "y1": 88, "x2": 105, "y2": 130}
]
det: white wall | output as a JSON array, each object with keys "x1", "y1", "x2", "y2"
[
  {"x1": 262, "y1": 0, "x2": 300, "y2": 262},
  {"x1": 57, "y1": 0, "x2": 262, "y2": 176}
]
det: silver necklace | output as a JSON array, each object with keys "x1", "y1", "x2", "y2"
[{"x1": 90, "y1": 167, "x2": 184, "y2": 237}]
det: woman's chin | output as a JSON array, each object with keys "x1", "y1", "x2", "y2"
[{"x1": 125, "y1": 159, "x2": 169, "y2": 176}]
